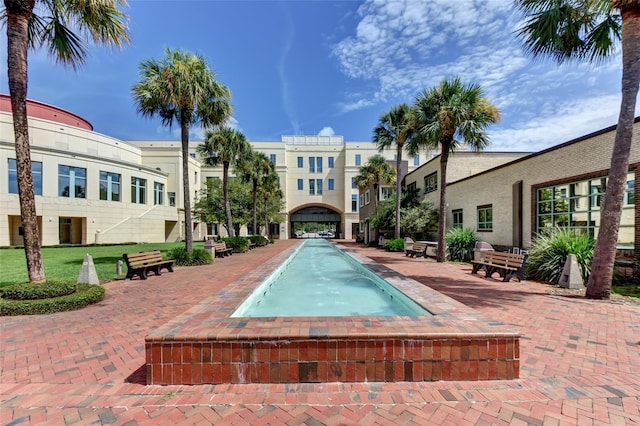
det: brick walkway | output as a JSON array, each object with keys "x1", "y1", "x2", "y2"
[{"x1": 1, "y1": 240, "x2": 639, "y2": 425}]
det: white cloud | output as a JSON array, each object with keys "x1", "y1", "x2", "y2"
[{"x1": 318, "y1": 126, "x2": 335, "y2": 136}]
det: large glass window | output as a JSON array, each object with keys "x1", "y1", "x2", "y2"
[
  {"x1": 297, "y1": 179, "x2": 303, "y2": 190},
  {"x1": 309, "y1": 157, "x2": 315, "y2": 173},
  {"x1": 308, "y1": 179, "x2": 315, "y2": 195},
  {"x1": 99, "y1": 171, "x2": 121, "y2": 201},
  {"x1": 477, "y1": 205, "x2": 493, "y2": 231},
  {"x1": 328, "y1": 157, "x2": 334, "y2": 168},
  {"x1": 365, "y1": 190, "x2": 370, "y2": 205},
  {"x1": 452, "y1": 209, "x2": 463, "y2": 229},
  {"x1": 131, "y1": 177, "x2": 146, "y2": 204},
  {"x1": 535, "y1": 173, "x2": 635, "y2": 242},
  {"x1": 381, "y1": 187, "x2": 393, "y2": 200},
  {"x1": 59, "y1": 165, "x2": 86, "y2": 198},
  {"x1": 297, "y1": 156, "x2": 303, "y2": 168},
  {"x1": 328, "y1": 178, "x2": 334, "y2": 190},
  {"x1": 413, "y1": 155, "x2": 420, "y2": 166},
  {"x1": 355, "y1": 154, "x2": 361, "y2": 166},
  {"x1": 352, "y1": 194, "x2": 358, "y2": 212},
  {"x1": 154, "y1": 182, "x2": 164, "y2": 205},
  {"x1": 8, "y1": 159, "x2": 42, "y2": 195},
  {"x1": 316, "y1": 157, "x2": 323, "y2": 173},
  {"x1": 316, "y1": 179, "x2": 323, "y2": 195},
  {"x1": 407, "y1": 182, "x2": 417, "y2": 192},
  {"x1": 270, "y1": 154, "x2": 276, "y2": 164},
  {"x1": 424, "y1": 172, "x2": 437, "y2": 193},
  {"x1": 351, "y1": 177, "x2": 357, "y2": 189}
]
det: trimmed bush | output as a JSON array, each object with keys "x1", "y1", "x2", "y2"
[
  {"x1": 446, "y1": 227, "x2": 478, "y2": 262},
  {"x1": 383, "y1": 238, "x2": 405, "y2": 252},
  {"x1": 1, "y1": 281, "x2": 76, "y2": 300},
  {"x1": 248, "y1": 235, "x2": 268, "y2": 247},
  {"x1": 167, "y1": 247, "x2": 212, "y2": 266},
  {"x1": 525, "y1": 228, "x2": 595, "y2": 283},
  {"x1": 221, "y1": 236, "x2": 250, "y2": 253},
  {"x1": 0, "y1": 283, "x2": 105, "y2": 316}
]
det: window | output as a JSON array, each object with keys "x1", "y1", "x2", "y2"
[
  {"x1": 477, "y1": 205, "x2": 493, "y2": 231},
  {"x1": 328, "y1": 179, "x2": 334, "y2": 190},
  {"x1": 270, "y1": 154, "x2": 276, "y2": 164},
  {"x1": 58, "y1": 165, "x2": 86, "y2": 198},
  {"x1": 309, "y1": 157, "x2": 315, "y2": 173},
  {"x1": 154, "y1": 182, "x2": 164, "y2": 205},
  {"x1": 452, "y1": 209, "x2": 463, "y2": 229},
  {"x1": 381, "y1": 187, "x2": 393, "y2": 200},
  {"x1": 131, "y1": 177, "x2": 146, "y2": 204},
  {"x1": 351, "y1": 177, "x2": 357, "y2": 189},
  {"x1": 316, "y1": 179, "x2": 323, "y2": 195},
  {"x1": 297, "y1": 179, "x2": 303, "y2": 190},
  {"x1": 351, "y1": 194, "x2": 358, "y2": 212},
  {"x1": 316, "y1": 157, "x2": 323, "y2": 173},
  {"x1": 99, "y1": 171, "x2": 121, "y2": 201},
  {"x1": 413, "y1": 155, "x2": 420, "y2": 166},
  {"x1": 168, "y1": 192, "x2": 176, "y2": 207},
  {"x1": 297, "y1": 156, "x2": 303, "y2": 168},
  {"x1": 355, "y1": 154, "x2": 361, "y2": 166},
  {"x1": 424, "y1": 172, "x2": 437, "y2": 193},
  {"x1": 308, "y1": 179, "x2": 315, "y2": 195},
  {"x1": 407, "y1": 182, "x2": 417, "y2": 192},
  {"x1": 189, "y1": 152, "x2": 196, "y2": 159},
  {"x1": 359, "y1": 194, "x2": 364, "y2": 207},
  {"x1": 8, "y1": 159, "x2": 42, "y2": 195},
  {"x1": 328, "y1": 157, "x2": 334, "y2": 168},
  {"x1": 365, "y1": 190, "x2": 370, "y2": 205},
  {"x1": 535, "y1": 173, "x2": 635, "y2": 239}
]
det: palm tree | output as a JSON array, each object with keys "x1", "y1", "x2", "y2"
[
  {"x1": 373, "y1": 104, "x2": 420, "y2": 239},
  {"x1": 3, "y1": 0, "x2": 129, "y2": 282},
  {"x1": 412, "y1": 77, "x2": 500, "y2": 263},
  {"x1": 237, "y1": 150, "x2": 274, "y2": 236},
  {"x1": 516, "y1": 0, "x2": 639, "y2": 299},
  {"x1": 354, "y1": 155, "x2": 396, "y2": 239},
  {"x1": 258, "y1": 170, "x2": 283, "y2": 240},
  {"x1": 198, "y1": 126, "x2": 251, "y2": 237},
  {"x1": 132, "y1": 48, "x2": 231, "y2": 252}
]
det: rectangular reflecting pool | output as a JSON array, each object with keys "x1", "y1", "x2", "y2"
[
  {"x1": 146, "y1": 241, "x2": 520, "y2": 384},
  {"x1": 233, "y1": 239, "x2": 431, "y2": 317}
]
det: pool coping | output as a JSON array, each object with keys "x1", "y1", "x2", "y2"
[{"x1": 145, "y1": 241, "x2": 520, "y2": 384}]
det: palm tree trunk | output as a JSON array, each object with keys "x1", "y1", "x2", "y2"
[
  {"x1": 223, "y1": 162, "x2": 235, "y2": 237},
  {"x1": 180, "y1": 119, "x2": 194, "y2": 252},
  {"x1": 6, "y1": 1, "x2": 45, "y2": 283},
  {"x1": 586, "y1": 4, "x2": 640, "y2": 299},
  {"x1": 395, "y1": 144, "x2": 403, "y2": 239},
  {"x1": 264, "y1": 197, "x2": 269, "y2": 239},
  {"x1": 436, "y1": 150, "x2": 450, "y2": 263},
  {"x1": 252, "y1": 179, "x2": 258, "y2": 235}
]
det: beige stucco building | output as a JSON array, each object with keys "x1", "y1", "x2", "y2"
[{"x1": 1, "y1": 95, "x2": 430, "y2": 246}]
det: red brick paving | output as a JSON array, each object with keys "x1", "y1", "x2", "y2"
[{"x1": 1, "y1": 240, "x2": 639, "y2": 425}]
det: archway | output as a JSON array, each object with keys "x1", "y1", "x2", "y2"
[{"x1": 289, "y1": 205, "x2": 342, "y2": 239}]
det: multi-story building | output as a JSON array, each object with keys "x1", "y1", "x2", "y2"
[{"x1": 1, "y1": 95, "x2": 430, "y2": 246}]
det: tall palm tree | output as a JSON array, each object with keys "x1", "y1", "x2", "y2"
[
  {"x1": 132, "y1": 48, "x2": 231, "y2": 252},
  {"x1": 237, "y1": 150, "x2": 274, "y2": 236},
  {"x1": 412, "y1": 77, "x2": 500, "y2": 263},
  {"x1": 354, "y1": 154, "x2": 396, "y2": 211},
  {"x1": 373, "y1": 104, "x2": 420, "y2": 239},
  {"x1": 3, "y1": 0, "x2": 129, "y2": 282},
  {"x1": 516, "y1": 0, "x2": 639, "y2": 299},
  {"x1": 198, "y1": 126, "x2": 251, "y2": 237},
  {"x1": 258, "y1": 170, "x2": 283, "y2": 240}
]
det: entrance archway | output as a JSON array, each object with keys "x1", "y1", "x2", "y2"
[{"x1": 290, "y1": 205, "x2": 342, "y2": 239}]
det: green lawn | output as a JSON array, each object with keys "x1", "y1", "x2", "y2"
[{"x1": 0, "y1": 242, "x2": 204, "y2": 287}]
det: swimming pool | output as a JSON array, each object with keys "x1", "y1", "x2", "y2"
[{"x1": 232, "y1": 239, "x2": 430, "y2": 317}]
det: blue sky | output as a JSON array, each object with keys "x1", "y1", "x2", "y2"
[{"x1": 0, "y1": 0, "x2": 630, "y2": 152}]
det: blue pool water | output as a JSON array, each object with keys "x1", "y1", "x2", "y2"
[{"x1": 232, "y1": 239, "x2": 431, "y2": 317}]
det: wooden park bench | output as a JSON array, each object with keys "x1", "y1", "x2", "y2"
[
  {"x1": 248, "y1": 241, "x2": 257, "y2": 250},
  {"x1": 214, "y1": 242, "x2": 233, "y2": 258},
  {"x1": 122, "y1": 250, "x2": 174, "y2": 280},
  {"x1": 405, "y1": 241, "x2": 428, "y2": 258},
  {"x1": 471, "y1": 251, "x2": 528, "y2": 282}
]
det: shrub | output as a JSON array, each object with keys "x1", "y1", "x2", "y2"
[
  {"x1": 167, "y1": 247, "x2": 212, "y2": 266},
  {"x1": 0, "y1": 283, "x2": 105, "y2": 316},
  {"x1": 525, "y1": 228, "x2": 595, "y2": 283},
  {"x1": 248, "y1": 235, "x2": 268, "y2": 247},
  {"x1": 445, "y1": 227, "x2": 478, "y2": 262},
  {"x1": 383, "y1": 238, "x2": 405, "y2": 252},
  {"x1": 1, "y1": 281, "x2": 76, "y2": 300},
  {"x1": 222, "y1": 236, "x2": 250, "y2": 253}
]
